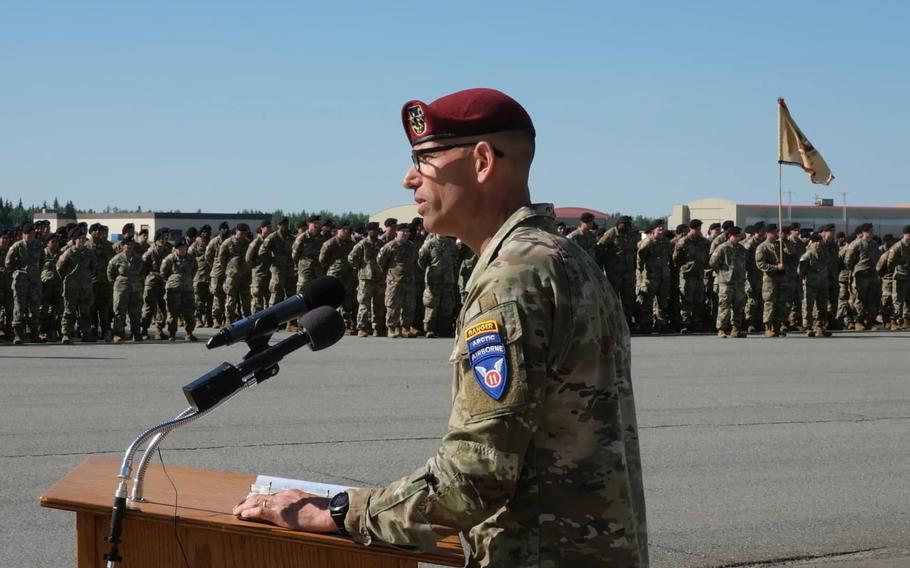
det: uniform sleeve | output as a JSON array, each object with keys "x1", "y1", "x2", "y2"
[{"x1": 345, "y1": 263, "x2": 563, "y2": 550}]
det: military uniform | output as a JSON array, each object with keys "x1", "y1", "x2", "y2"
[
  {"x1": 457, "y1": 242, "x2": 477, "y2": 303},
  {"x1": 674, "y1": 232, "x2": 710, "y2": 331},
  {"x1": 845, "y1": 232, "x2": 880, "y2": 329},
  {"x1": 798, "y1": 244, "x2": 830, "y2": 335},
  {"x1": 320, "y1": 233, "x2": 357, "y2": 328},
  {"x1": 40, "y1": 245, "x2": 63, "y2": 341},
  {"x1": 596, "y1": 225, "x2": 637, "y2": 326},
  {"x1": 417, "y1": 234, "x2": 458, "y2": 337},
  {"x1": 107, "y1": 249, "x2": 144, "y2": 341},
  {"x1": 7, "y1": 237, "x2": 45, "y2": 341},
  {"x1": 86, "y1": 233, "x2": 115, "y2": 340},
  {"x1": 291, "y1": 230, "x2": 326, "y2": 293},
  {"x1": 836, "y1": 242, "x2": 854, "y2": 326},
  {"x1": 219, "y1": 233, "x2": 252, "y2": 322},
  {"x1": 261, "y1": 227, "x2": 293, "y2": 306},
  {"x1": 820, "y1": 231, "x2": 840, "y2": 328},
  {"x1": 785, "y1": 234, "x2": 807, "y2": 328},
  {"x1": 566, "y1": 226, "x2": 597, "y2": 259},
  {"x1": 887, "y1": 236, "x2": 910, "y2": 327},
  {"x1": 743, "y1": 231, "x2": 766, "y2": 331},
  {"x1": 636, "y1": 231, "x2": 671, "y2": 333},
  {"x1": 188, "y1": 235, "x2": 212, "y2": 326},
  {"x1": 205, "y1": 232, "x2": 228, "y2": 326},
  {"x1": 348, "y1": 234, "x2": 386, "y2": 335},
  {"x1": 247, "y1": 230, "x2": 272, "y2": 313},
  {"x1": 161, "y1": 249, "x2": 197, "y2": 339},
  {"x1": 0, "y1": 240, "x2": 12, "y2": 337},
  {"x1": 140, "y1": 241, "x2": 172, "y2": 338},
  {"x1": 755, "y1": 237, "x2": 788, "y2": 335},
  {"x1": 377, "y1": 235, "x2": 417, "y2": 337},
  {"x1": 709, "y1": 238, "x2": 747, "y2": 336},
  {"x1": 344, "y1": 204, "x2": 647, "y2": 567},
  {"x1": 57, "y1": 242, "x2": 95, "y2": 341}
]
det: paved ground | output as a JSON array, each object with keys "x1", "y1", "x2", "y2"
[{"x1": 1, "y1": 328, "x2": 908, "y2": 567}]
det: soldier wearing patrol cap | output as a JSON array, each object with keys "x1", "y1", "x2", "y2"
[{"x1": 234, "y1": 87, "x2": 648, "y2": 568}]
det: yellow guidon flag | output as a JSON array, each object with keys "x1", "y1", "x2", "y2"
[{"x1": 778, "y1": 98, "x2": 834, "y2": 185}]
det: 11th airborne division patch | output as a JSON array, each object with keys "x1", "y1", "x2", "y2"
[{"x1": 465, "y1": 320, "x2": 509, "y2": 400}]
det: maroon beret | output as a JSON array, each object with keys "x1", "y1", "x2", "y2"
[{"x1": 402, "y1": 88, "x2": 535, "y2": 146}]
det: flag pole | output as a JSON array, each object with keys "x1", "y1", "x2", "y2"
[{"x1": 778, "y1": 161, "x2": 784, "y2": 261}]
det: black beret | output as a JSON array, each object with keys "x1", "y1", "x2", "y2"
[
  {"x1": 235, "y1": 223, "x2": 250, "y2": 232},
  {"x1": 799, "y1": 228, "x2": 812, "y2": 237},
  {"x1": 121, "y1": 236, "x2": 135, "y2": 245},
  {"x1": 904, "y1": 225, "x2": 910, "y2": 235},
  {"x1": 20, "y1": 222, "x2": 34, "y2": 233},
  {"x1": 383, "y1": 217, "x2": 398, "y2": 227},
  {"x1": 122, "y1": 223, "x2": 135, "y2": 233},
  {"x1": 754, "y1": 221, "x2": 765, "y2": 229},
  {"x1": 154, "y1": 228, "x2": 169, "y2": 241},
  {"x1": 217, "y1": 221, "x2": 229, "y2": 231},
  {"x1": 618, "y1": 215, "x2": 633, "y2": 224},
  {"x1": 676, "y1": 224, "x2": 688, "y2": 233},
  {"x1": 580, "y1": 212, "x2": 595, "y2": 223},
  {"x1": 89, "y1": 223, "x2": 102, "y2": 232},
  {"x1": 411, "y1": 216, "x2": 423, "y2": 226},
  {"x1": 836, "y1": 231, "x2": 846, "y2": 239},
  {"x1": 308, "y1": 215, "x2": 322, "y2": 223},
  {"x1": 396, "y1": 222, "x2": 411, "y2": 231},
  {"x1": 175, "y1": 238, "x2": 189, "y2": 247},
  {"x1": 727, "y1": 226, "x2": 742, "y2": 236},
  {"x1": 649, "y1": 219, "x2": 665, "y2": 231},
  {"x1": 556, "y1": 221, "x2": 566, "y2": 228},
  {"x1": 689, "y1": 219, "x2": 703, "y2": 229},
  {"x1": 138, "y1": 228, "x2": 149, "y2": 236},
  {"x1": 278, "y1": 216, "x2": 289, "y2": 225},
  {"x1": 69, "y1": 226, "x2": 86, "y2": 239},
  {"x1": 859, "y1": 223, "x2": 873, "y2": 232},
  {"x1": 353, "y1": 222, "x2": 365, "y2": 232},
  {"x1": 77, "y1": 222, "x2": 87, "y2": 228},
  {"x1": 788, "y1": 222, "x2": 801, "y2": 231},
  {"x1": 883, "y1": 234, "x2": 894, "y2": 243},
  {"x1": 323, "y1": 219, "x2": 335, "y2": 228},
  {"x1": 744, "y1": 225, "x2": 756, "y2": 233},
  {"x1": 708, "y1": 222, "x2": 721, "y2": 231},
  {"x1": 809, "y1": 232, "x2": 822, "y2": 242},
  {"x1": 200, "y1": 224, "x2": 212, "y2": 233},
  {"x1": 365, "y1": 221, "x2": 380, "y2": 231},
  {"x1": 295, "y1": 221, "x2": 307, "y2": 230},
  {"x1": 338, "y1": 220, "x2": 351, "y2": 229},
  {"x1": 44, "y1": 233, "x2": 59, "y2": 243},
  {"x1": 185, "y1": 227, "x2": 199, "y2": 238},
  {"x1": 259, "y1": 220, "x2": 272, "y2": 229},
  {"x1": 765, "y1": 223, "x2": 779, "y2": 232},
  {"x1": 721, "y1": 220, "x2": 735, "y2": 230}
]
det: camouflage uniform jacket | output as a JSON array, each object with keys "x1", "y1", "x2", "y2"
[
  {"x1": 205, "y1": 235, "x2": 226, "y2": 279},
  {"x1": 291, "y1": 231, "x2": 326, "y2": 268},
  {"x1": 755, "y1": 239, "x2": 785, "y2": 275},
  {"x1": 348, "y1": 236, "x2": 384, "y2": 282},
  {"x1": 86, "y1": 236, "x2": 115, "y2": 284},
  {"x1": 246, "y1": 234, "x2": 272, "y2": 279},
  {"x1": 56, "y1": 246, "x2": 96, "y2": 282},
  {"x1": 161, "y1": 251, "x2": 197, "y2": 290},
  {"x1": 886, "y1": 240, "x2": 910, "y2": 280},
  {"x1": 188, "y1": 238, "x2": 210, "y2": 284},
  {"x1": 596, "y1": 226, "x2": 637, "y2": 275},
  {"x1": 637, "y1": 235, "x2": 671, "y2": 281},
  {"x1": 418, "y1": 234, "x2": 457, "y2": 284},
  {"x1": 566, "y1": 227, "x2": 597, "y2": 258},
  {"x1": 709, "y1": 240, "x2": 747, "y2": 285},
  {"x1": 141, "y1": 244, "x2": 173, "y2": 283},
  {"x1": 798, "y1": 248, "x2": 828, "y2": 286},
  {"x1": 107, "y1": 252, "x2": 144, "y2": 291},
  {"x1": 377, "y1": 238, "x2": 417, "y2": 284},
  {"x1": 845, "y1": 237, "x2": 879, "y2": 275},
  {"x1": 345, "y1": 204, "x2": 648, "y2": 568},
  {"x1": 41, "y1": 249, "x2": 61, "y2": 284},
  {"x1": 319, "y1": 235, "x2": 355, "y2": 279},
  {"x1": 673, "y1": 233, "x2": 710, "y2": 276},
  {"x1": 743, "y1": 235, "x2": 765, "y2": 281},
  {"x1": 218, "y1": 236, "x2": 251, "y2": 276},
  {"x1": 261, "y1": 230, "x2": 292, "y2": 273},
  {"x1": 6, "y1": 239, "x2": 42, "y2": 281}
]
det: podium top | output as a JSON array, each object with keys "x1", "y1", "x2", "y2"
[{"x1": 40, "y1": 456, "x2": 465, "y2": 567}]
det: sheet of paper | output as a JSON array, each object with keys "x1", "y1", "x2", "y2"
[{"x1": 250, "y1": 474, "x2": 356, "y2": 498}]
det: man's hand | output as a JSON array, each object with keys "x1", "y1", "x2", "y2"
[{"x1": 232, "y1": 490, "x2": 337, "y2": 533}]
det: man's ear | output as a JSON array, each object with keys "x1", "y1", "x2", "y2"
[{"x1": 473, "y1": 141, "x2": 497, "y2": 184}]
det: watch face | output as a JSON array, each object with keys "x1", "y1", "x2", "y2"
[{"x1": 330, "y1": 491, "x2": 349, "y2": 512}]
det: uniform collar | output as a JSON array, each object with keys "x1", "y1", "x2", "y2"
[{"x1": 466, "y1": 203, "x2": 555, "y2": 291}]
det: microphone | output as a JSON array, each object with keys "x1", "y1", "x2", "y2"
[
  {"x1": 183, "y1": 306, "x2": 347, "y2": 412},
  {"x1": 206, "y1": 276, "x2": 345, "y2": 349}
]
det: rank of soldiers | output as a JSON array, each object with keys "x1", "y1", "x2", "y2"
[
  {"x1": 2, "y1": 213, "x2": 907, "y2": 345},
  {"x1": 0, "y1": 215, "x2": 474, "y2": 345}
]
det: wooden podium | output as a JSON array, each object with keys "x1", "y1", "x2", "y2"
[{"x1": 40, "y1": 457, "x2": 465, "y2": 568}]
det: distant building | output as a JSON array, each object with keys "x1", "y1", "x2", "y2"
[
  {"x1": 370, "y1": 204, "x2": 612, "y2": 230},
  {"x1": 33, "y1": 211, "x2": 270, "y2": 241},
  {"x1": 670, "y1": 197, "x2": 910, "y2": 236}
]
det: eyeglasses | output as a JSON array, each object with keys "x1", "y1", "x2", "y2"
[{"x1": 410, "y1": 142, "x2": 504, "y2": 173}]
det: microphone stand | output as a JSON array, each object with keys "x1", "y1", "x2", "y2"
[{"x1": 104, "y1": 330, "x2": 314, "y2": 567}]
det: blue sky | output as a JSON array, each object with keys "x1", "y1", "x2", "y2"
[{"x1": 1, "y1": 1, "x2": 907, "y2": 217}]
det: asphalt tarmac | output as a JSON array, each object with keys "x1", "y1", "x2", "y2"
[{"x1": 1, "y1": 328, "x2": 908, "y2": 567}]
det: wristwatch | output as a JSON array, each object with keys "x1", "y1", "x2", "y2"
[{"x1": 329, "y1": 491, "x2": 349, "y2": 532}]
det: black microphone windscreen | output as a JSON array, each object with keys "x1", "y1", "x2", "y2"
[
  {"x1": 302, "y1": 276, "x2": 346, "y2": 310},
  {"x1": 300, "y1": 305, "x2": 346, "y2": 351}
]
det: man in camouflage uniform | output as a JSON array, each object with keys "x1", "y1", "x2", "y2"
[
  {"x1": 673, "y1": 219, "x2": 710, "y2": 333},
  {"x1": 136, "y1": 228, "x2": 151, "y2": 257},
  {"x1": 379, "y1": 217, "x2": 397, "y2": 244},
  {"x1": 845, "y1": 223, "x2": 880, "y2": 330},
  {"x1": 261, "y1": 217, "x2": 293, "y2": 308},
  {"x1": 348, "y1": 221, "x2": 385, "y2": 337},
  {"x1": 836, "y1": 232, "x2": 854, "y2": 328},
  {"x1": 818, "y1": 224, "x2": 840, "y2": 329},
  {"x1": 320, "y1": 220, "x2": 357, "y2": 329},
  {"x1": 636, "y1": 220, "x2": 671, "y2": 334},
  {"x1": 292, "y1": 215, "x2": 326, "y2": 293},
  {"x1": 161, "y1": 238, "x2": 198, "y2": 341},
  {"x1": 107, "y1": 236, "x2": 144, "y2": 343},
  {"x1": 886, "y1": 226, "x2": 910, "y2": 329},
  {"x1": 876, "y1": 234, "x2": 896, "y2": 327},
  {"x1": 410, "y1": 217, "x2": 428, "y2": 335},
  {"x1": 709, "y1": 226, "x2": 747, "y2": 338},
  {"x1": 783, "y1": 224, "x2": 807, "y2": 330},
  {"x1": 418, "y1": 232, "x2": 458, "y2": 338},
  {"x1": 140, "y1": 228, "x2": 173, "y2": 339},
  {"x1": 456, "y1": 239, "x2": 476, "y2": 304},
  {"x1": 57, "y1": 226, "x2": 95, "y2": 344},
  {"x1": 40, "y1": 234, "x2": 63, "y2": 342},
  {"x1": 378, "y1": 223, "x2": 417, "y2": 338},
  {"x1": 206, "y1": 222, "x2": 231, "y2": 327},
  {"x1": 219, "y1": 223, "x2": 252, "y2": 322},
  {"x1": 798, "y1": 233, "x2": 832, "y2": 337},
  {"x1": 112, "y1": 223, "x2": 135, "y2": 255},
  {"x1": 0, "y1": 230, "x2": 15, "y2": 340},
  {"x1": 5, "y1": 222, "x2": 43, "y2": 344},
  {"x1": 86, "y1": 223, "x2": 115, "y2": 341},
  {"x1": 246, "y1": 220, "x2": 273, "y2": 313},
  {"x1": 743, "y1": 223, "x2": 766, "y2": 331},
  {"x1": 596, "y1": 215, "x2": 638, "y2": 328},
  {"x1": 567, "y1": 211, "x2": 598, "y2": 259},
  {"x1": 755, "y1": 224, "x2": 788, "y2": 337},
  {"x1": 703, "y1": 221, "x2": 724, "y2": 326},
  {"x1": 235, "y1": 87, "x2": 647, "y2": 568},
  {"x1": 187, "y1": 225, "x2": 211, "y2": 327}
]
